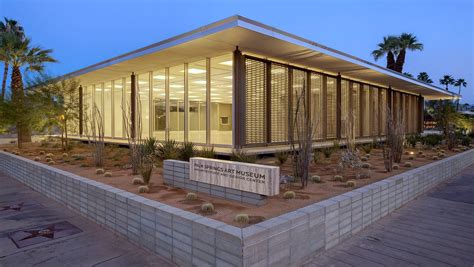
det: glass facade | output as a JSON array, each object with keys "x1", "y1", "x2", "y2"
[{"x1": 77, "y1": 52, "x2": 422, "y2": 148}]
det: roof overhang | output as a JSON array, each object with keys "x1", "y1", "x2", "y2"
[{"x1": 62, "y1": 15, "x2": 458, "y2": 100}]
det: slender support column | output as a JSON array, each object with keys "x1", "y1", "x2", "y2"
[
  {"x1": 419, "y1": 95, "x2": 424, "y2": 133},
  {"x1": 266, "y1": 61, "x2": 272, "y2": 144},
  {"x1": 206, "y1": 58, "x2": 211, "y2": 145},
  {"x1": 359, "y1": 84, "x2": 364, "y2": 137},
  {"x1": 165, "y1": 68, "x2": 170, "y2": 141},
  {"x1": 79, "y1": 85, "x2": 83, "y2": 136},
  {"x1": 288, "y1": 68, "x2": 293, "y2": 143},
  {"x1": 336, "y1": 73, "x2": 342, "y2": 139},
  {"x1": 131, "y1": 72, "x2": 136, "y2": 139},
  {"x1": 149, "y1": 71, "x2": 153, "y2": 138},
  {"x1": 378, "y1": 88, "x2": 383, "y2": 136},
  {"x1": 233, "y1": 47, "x2": 245, "y2": 149},
  {"x1": 184, "y1": 63, "x2": 189, "y2": 142},
  {"x1": 322, "y1": 75, "x2": 328, "y2": 139},
  {"x1": 111, "y1": 80, "x2": 115, "y2": 138}
]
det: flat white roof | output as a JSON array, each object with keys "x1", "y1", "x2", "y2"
[{"x1": 63, "y1": 15, "x2": 458, "y2": 100}]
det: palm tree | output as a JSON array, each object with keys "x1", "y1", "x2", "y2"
[
  {"x1": 439, "y1": 75, "x2": 455, "y2": 91},
  {"x1": 0, "y1": 36, "x2": 56, "y2": 146},
  {"x1": 394, "y1": 33, "x2": 423, "y2": 73},
  {"x1": 417, "y1": 72, "x2": 433, "y2": 83},
  {"x1": 403, "y1": 72, "x2": 413, "y2": 78},
  {"x1": 372, "y1": 36, "x2": 399, "y2": 71},
  {"x1": 454, "y1": 78, "x2": 467, "y2": 110},
  {"x1": 0, "y1": 18, "x2": 25, "y2": 101}
]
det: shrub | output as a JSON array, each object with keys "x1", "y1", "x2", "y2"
[
  {"x1": 404, "y1": 162, "x2": 413, "y2": 167},
  {"x1": 104, "y1": 172, "x2": 112, "y2": 177},
  {"x1": 157, "y1": 140, "x2": 179, "y2": 160},
  {"x1": 199, "y1": 146, "x2": 215, "y2": 159},
  {"x1": 62, "y1": 153, "x2": 69, "y2": 158},
  {"x1": 453, "y1": 148, "x2": 460, "y2": 152},
  {"x1": 362, "y1": 163, "x2": 371, "y2": 169},
  {"x1": 321, "y1": 147, "x2": 334, "y2": 158},
  {"x1": 179, "y1": 142, "x2": 196, "y2": 161},
  {"x1": 417, "y1": 151, "x2": 424, "y2": 155},
  {"x1": 408, "y1": 155, "x2": 414, "y2": 160},
  {"x1": 406, "y1": 134, "x2": 421, "y2": 148},
  {"x1": 332, "y1": 140, "x2": 340, "y2": 151},
  {"x1": 334, "y1": 175, "x2": 344, "y2": 182},
  {"x1": 132, "y1": 177, "x2": 144, "y2": 185},
  {"x1": 201, "y1": 203, "x2": 215, "y2": 213},
  {"x1": 423, "y1": 134, "x2": 443, "y2": 147},
  {"x1": 361, "y1": 144, "x2": 373, "y2": 154},
  {"x1": 48, "y1": 161, "x2": 55, "y2": 165},
  {"x1": 276, "y1": 151, "x2": 289, "y2": 165},
  {"x1": 138, "y1": 185, "x2": 150, "y2": 193},
  {"x1": 39, "y1": 151, "x2": 45, "y2": 155},
  {"x1": 231, "y1": 150, "x2": 256, "y2": 163},
  {"x1": 460, "y1": 136, "x2": 471, "y2": 147},
  {"x1": 346, "y1": 180, "x2": 356, "y2": 187},
  {"x1": 234, "y1": 214, "x2": 250, "y2": 224},
  {"x1": 73, "y1": 155, "x2": 85, "y2": 161},
  {"x1": 393, "y1": 164, "x2": 399, "y2": 170},
  {"x1": 79, "y1": 163, "x2": 89, "y2": 167},
  {"x1": 141, "y1": 137, "x2": 158, "y2": 157},
  {"x1": 365, "y1": 154, "x2": 371, "y2": 158},
  {"x1": 361, "y1": 156, "x2": 368, "y2": 162},
  {"x1": 95, "y1": 168, "x2": 105, "y2": 175},
  {"x1": 310, "y1": 175, "x2": 321, "y2": 183},
  {"x1": 185, "y1": 192, "x2": 197, "y2": 201},
  {"x1": 34, "y1": 157, "x2": 40, "y2": 161},
  {"x1": 283, "y1": 191, "x2": 296, "y2": 199},
  {"x1": 313, "y1": 150, "x2": 322, "y2": 163},
  {"x1": 432, "y1": 156, "x2": 439, "y2": 160}
]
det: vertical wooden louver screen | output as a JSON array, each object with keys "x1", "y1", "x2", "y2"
[
  {"x1": 379, "y1": 89, "x2": 387, "y2": 135},
  {"x1": 270, "y1": 63, "x2": 289, "y2": 143},
  {"x1": 362, "y1": 85, "x2": 370, "y2": 137},
  {"x1": 326, "y1": 77, "x2": 337, "y2": 139},
  {"x1": 245, "y1": 58, "x2": 267, "y2": 145},
  {"x1": 292, "y1": 69, "x2": 307, "y2": 140},
  {"x1": 352, "y1": 83, "x2": 360, "y2": 138},
  {"x1": 311, "y1": 73, "x2": 323, "y2": 140},
  {"x1": 340, "y1": 80, "x2": 349, "y2": 138},
  {"x1": 371, "y1": 87, "x2": 379, "y2": 136}
]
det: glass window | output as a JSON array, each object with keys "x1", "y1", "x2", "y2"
[
  {"x1": 104, "y1": 82, "x2": 112, "y2": 137},
  {"x1": 188, "y1": 60, "x2": 207, "y2": 144},
  {"x1": 113, "y1": 79, "x2": 123, "y2": 138},
  {"x1": 311, "y1": 73, "x2": 323, "y2": 140},
  {"x1": 152, "y1": 70, "x2": 166, "y2": 141},
  {"x1": 340, "y1": 80, "x2": 349, "y2": 138},
  {"x1": 125, "y1": 77, "x2": 132, "y2": 136},
  {"x1": 326, "y1": 77, "x2": 337, "y2": 139},
  {"x1": 362, "y1": 85, "x2": 370, "y2": 136},
  {"x1": 211, "y1": 54, "x2": 233, "y2": 145},
  {"x1": 292, "y1": 69, "x2": 306, "y2": 140},
  {"x1": 138, "y1": 73, "x2": 150, "y2": 138},
  {"x1": 94, "y1": 83, "x2": 103, "y2": 124},
  {"x1": 270, "y1": 63, "x2": 288, "y2": 143},
  {"x1": 351, "y1": 83, "x2": 360, "y2": 138},
  {"x1": 169, "y1": 65, "x2": 184, "y2": 142}
]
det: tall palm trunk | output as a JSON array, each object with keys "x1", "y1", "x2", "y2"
[
  {"x1": 394, "y1": 49, "x2": 406, "y2": 73},
  {"x1": 1, "y1": 62, "x2": 8, "y2": 101},
  {"x1": 456, "y1": 86, "x2": 461, "y2": 111},
  {"x1": 386, "y1": 51, "x2": 396, "y2": 70},
  {"x1": 11, "y1": 65, "x2": 31, "y2": 148}
]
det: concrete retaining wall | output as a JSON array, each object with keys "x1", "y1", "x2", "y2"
[
  {"x1": 163, "y1": 159, "x2": 267, "y2": 206},
  {"x1": 1, "y1": 149, "x2": 473, "y2": 266}
]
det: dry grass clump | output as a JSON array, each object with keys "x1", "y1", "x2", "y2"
[
  {"x1": 393, "y1": 164, "x2": 399, "y2": 170},
  {"x1": 283, "y1": 191, "x2": 296, "y2": 199},
  {"x1": 201, "y1": 203, "x2": 215, "y2": 213},
  {"x1": 95, "y1": 168, "x2": 105, "y2": 174},
  {"x1": 333, "y1": 175, "x2": 344, "y2": 182},
  {"x1": 346, "y1": 180, "x2": 356, "y2": 187},
  {"x1": 185, "y1": 192, "x2": 197, "y2": 201},
  {"x1": 404, "y1": 162, "x2": 413, "y2": 167},
  {"x1": 234, "y1": 214, "x2": 250, "y2": 224},
  {"x1": 138, "y1": 185, "x2": 150, "y2": 193},
  {"x1": 310, "y1": 175, "x2": 321, "y2": 183},
  {"x1": 104, "y1": 172, "x2": 113, "y2": 177},
  {"x1": 132, "y1": 177, "x2": 144, "y2": 185}
]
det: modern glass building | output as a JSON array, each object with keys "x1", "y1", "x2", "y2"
[{"x1": 63, "y1": 16, "x2": 457, "y2": 154}]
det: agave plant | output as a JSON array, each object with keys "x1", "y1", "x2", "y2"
[{"x1": 157, "y1": 140, "x2": 179, "y2": 160}]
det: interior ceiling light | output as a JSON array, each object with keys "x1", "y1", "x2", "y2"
[
  {"x1": 192, "y1": 80, "x2": 207, "y2": 85},
  {"x1": 170, "y1": 84, "x2": 184, "y2": 88},
  {"x1": 182, "y1": 68, "x2": 206, "y2": 74},
  {"x1": 223, "y1": 76, "x2": 232, "y2": 79},
  {"x1": 219, "y1": 60, "x2": 233, "y2": 66}
]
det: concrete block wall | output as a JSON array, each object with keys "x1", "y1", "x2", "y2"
[
  {"x1": 240, "y1": 149, "x2": 474, "y2": 266},
  {"x1": 0, "y1": 152, "x2": 244, "y2": 267},
  {"x1": 1, "y1": 149, "x2": 473, "y2": 266},
  {"x1": 163, "y1": 159, "x2": 267, "y2": 206}
]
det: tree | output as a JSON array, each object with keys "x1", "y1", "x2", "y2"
[
  {"x1": 393, "y1": 33, "x2": 423, "y2": 73},
  {"x1": 403, "y1": 72, "x2": 413, "y2": 78},
  {"x1": 0, "y1": 36, "x2": 56, "y2": 147},
  {"x1": 0, "y1": 18, "x2": 25, "y2": 102},
  {"x1": 417, "y1": 72, "x2": 433, "y2": 83},
  {"x1": 372, "y1": 36, "x2": 399, "y2": 71},
  {"x1": 439, "y1": 75, "x2": 455, "y2": 91},
  {"x1": 454, "y1": 78, "x2": 467, "y2": 110}
]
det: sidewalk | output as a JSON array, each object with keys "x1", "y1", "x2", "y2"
[
  {"x1": 305, "y1": 164, "x2": 474, "y2": 267},
  {"x1": 0, "y1": 173, "x2": 174, "y2": 267}
]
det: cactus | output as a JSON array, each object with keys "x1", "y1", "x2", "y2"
[
  {"x1": 432, "y1": 156, "x2": 439, "y2": 160},
  {"x1": 132, "y1": 177, "x2": 144, "y2": 185},
  {"x1": 404, "y1": 162, "x2": 413, "y2": 167},
  {"x1": 393, "y1": 164, "x2": 399, "y2": 170},
  {"x1": 365, "y1": 154, "x2": 371, "y2": 158},
  {"x1": 417, "y1": 151, "x2": 423, "y2": 155},
  {"x1": 185, "y1": 192, "x2": 197, "y2": 201},
  {"x1": 361, "y1": 157, "x2": 368, "y2": 162},
  {"x1": 39, "y1": 151, "x2": 45, "y2": 155},
  {"x1": 34, "y1": 157, "x2": 40, "y2": 161},
  {"x1": 234, "y1": 214, "x2": 250, "y2": 224},
  {"x1": 46, "y1": 153, "x2": 54, "y2": 158},
  {"x1": 62, "y1": 153, "x2": 69, "y2": 158},
  {"x1": 104, "y1": 172, "x2": 112, "y2": 177},
  {"x1": 138, "y1": 185, "x2": 150, "y2": 193},
  {"x1": 361, "y1": 163, "x2": 371, "y2": 169},
  {"x1": 201, "y1": 203, "x2": 215, "y2": 213},
  {"x1": 334, "y1": 175, "x2": 344, "y2": 182},
  {"x1": 283, "y1": 191, "x2": 296, "y2": 199},
  {"x1": 48, "y1": 161, "x2": 55, "y2": 165},
  {"x1": 310, "y1": 175, "x2": 322, "y2": 183},
  {"x1": 95, "y1": 168, "x2": 105, "y2": 175},
  {"x1": 45, "y1": 157, "x2": 53, "y2": 162},
  {"x1": 346, "y1": 180, "x2": 356, "y2": 187},
  {"x1": 408, "y1": 155, "x2": 414, "y2": 160}
]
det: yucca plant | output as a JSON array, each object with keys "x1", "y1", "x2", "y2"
[
  {"x1": 199, "y1": 146, "x2": 216, "y2": 159},
  {"x1": 231, "y1": 150, "x2": 256, "y2": 163},
  {"x1": 276, "y1": 151, "x2": 288, "y2": 165},
  {"x1": 157, "y1": 140, "x2": 179, "y2": 160},
  {"x1": 140, "y1": 162, "x2": 153, "y2": 185},
  {"x1": 179, "y1": 142, "x2": 196, "y2": 161}
]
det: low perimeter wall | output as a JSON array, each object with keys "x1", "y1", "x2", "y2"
[
  {"x1": 1, "y1": 150, "x2": 473, "y2": 266},
  {"x1": 163, "y1": 159, "x2": 267, "y2": 206}
]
